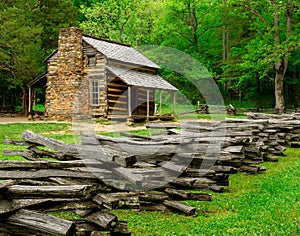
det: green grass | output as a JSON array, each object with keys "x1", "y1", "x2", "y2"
[
  {"x1": 48, "y1": 211, "x2": 83, "y2": 220},
  {"x1": 0, "y1": 123, "x2": 299, "y2": 235},
  {"x1": 112, "y1": 151, "x2": 300, "y2": 235},
  {"x1": 224, "y1": 100, "x2": 257, "y2": 109},
  {"x1": 178, "y1": 113, "x2": 247, "y2": 120},
  {"x1": 159, "y1": 103, "x2": 248, "y2": 120},
  {"x1": 0, "y1": 123, "x2": 72, "y2": 160}
]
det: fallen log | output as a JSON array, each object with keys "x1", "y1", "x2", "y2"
[
  {"x1": 85, "y1": 211, "x2": 118, "y2": 230},
  {"x1": 164, "y1": 188, "x2": 212, "y2": 201},
  {"x1": 212, "y1": 165, "x2": 237, "y2": 174},
  {"x1": 138, "y1": 192, "x2": 169, "y2": 202},
  {"x1": 0, "y1": 199, "x2": 48, "y2": 216},
  {"x1": 0, "y1": 169, "x2": 96, "y2": 180},
  {"x1": 3, "y1": 140, "x2": 35, "y2": 146},
  {"x1": 40, "y1": 200, "x2": 98, "y2": 214},
  {"x1": 75, "y1": 221, "x2": 103, "y2": 235},
  {"x1": 2, "y1": 209, "x2": 76, "y2": 236},
  {"x1": 29, "y1": 146, "x2": 69, "y2": 160},
  {"x1": 238, "y1": 165, "x2": 266, "y2": 173},
  {"x1": 17, "y1": 179, "x2": 59, "y2": 186},
  {"x1": 0, "y1": 160, "x2": 106, "y2": 170},
  {"x1": 139, "y1": 202, "x2": 171, "y2": 212},
  {"x1": 0, "y1": 180, "x2": 15, "y2": 189},
  {"x1": 2, "y1": 150, "x2": 38, "y2": 161},
  {"x1": 112, "y1": 155, "x2": 137, "y2": 167},
  {"x1": 111, "y1": 221, "x2": 131, "y2": 236},
  {"x1": 6, "y1": 185, "x2": 93, "y2": 198},
  {"x1": 22, "y1": 130, "x2": 79, "y2": 157},
  {"x1": 146, "y1": 123, "x2": 180, "y2": 129},
  {"x1": 163, "y1": 200, "x2": 196, "y2": 216},
  {"x1": 119, "y1": 131, "x2": 152, "y2": 141},
  {"x1": 22, "y1": 131, "x2": 135, "y2": 167},
  {"x1": 93, "y1": 192, "x2": 140, "y2": 210},
  {"x1": 209, "y1": 185, "x2": 225, "y2": 193}
]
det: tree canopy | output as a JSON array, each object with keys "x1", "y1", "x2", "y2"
[{"x1": 0, "y1": 0, "x2": 299, "y2": 112}]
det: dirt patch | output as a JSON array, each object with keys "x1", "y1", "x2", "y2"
[
  {"x1": 0, "y1": 116, "x2": 208, "y2": 133},
  {"x1": 0, "y1": 116, "x2": 32, "y2": 124},
  {"x1": 0, "y1": 116, "x2": 148, "y2": 133}
]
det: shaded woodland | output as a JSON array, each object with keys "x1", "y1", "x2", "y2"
[{"x1": 0, "y1": 0, "x2": 299, "y2": 113}]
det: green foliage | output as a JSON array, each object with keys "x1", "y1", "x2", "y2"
[
  {"x1": 35, "y1": 0, "x2": 80, "y2": 52},
  {"x1": 0, "y1": 0, "x2": 43, "y2": 85},
  {"x1": 0, "y1": 0, "x2": 79, "y2": 111},
  {"x1": 79, "y1": 0, "x2": 156, "y2": 46},
  {"x1": 1, "y1": 0, "x2": 300, "y2": 111},
  {"x1": 32, "y1": 104, "x2": 45, "y2": 112},
  {"x1": 222, "y1": 0, "x2": 300, "y2": 108},
  {"x1": 80, "y1": 0, "x2": 136, "y2": 43}
]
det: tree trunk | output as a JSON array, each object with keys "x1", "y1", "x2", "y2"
[
  {"x1": 273, "y1": 3, "x2": 286, "y2": 114},
  {"x1": 22, "y1": 87, "x2": 29, "y2": 116},
  {"x1": 274, "y1": 60, "x2": 287, "y2": 113}
]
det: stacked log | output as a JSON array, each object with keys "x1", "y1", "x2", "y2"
[
  {"x1": 146, "y1": 122, "x2": 266, "y2": 174},
  {"x1": 146, "y1": 115, "x2": 299, "y2": 167},
  {"x1": 0, "y1": 171, "x2": 131, "y2": 235},
  {"x1": 222, "y1": 119, "x2": 284, "y2": 158},
  {"x1": 81, "y1": 128, "x2": 265, "y2": 191},
  {"x1": 1, "y1": 131, "x2": 218, "y2": 235},
  {"x1": 3, "y1": 114, "x2": 298, "y2": 234},
  {"x1": 227, "y1": 113, "x2": 300, "y2": 155}
]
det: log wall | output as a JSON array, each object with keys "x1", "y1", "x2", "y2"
[
  {"x1": 83, "y1": 41, "x2": 108, "y2": 118},
  {"x1": 107, "y1": 77, "x2": 128, "y2": 118}
]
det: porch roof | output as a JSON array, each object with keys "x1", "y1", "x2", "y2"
[
  {"x1": 27, "y1": 72, "x2": 47, "y2": 88},
  {"x1": 106, "y1": 66, "x2": 177, "y2": 91}
]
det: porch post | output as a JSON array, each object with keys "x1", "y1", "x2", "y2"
[
  {"x1": 159, "y1": 90, "x2": 162, "y2": 115},
  {"x1": 147, "y1": 89, "x2": 150, "y2": 117},
  {"x1": 173, "y1": 91, "x2": 176, "y2": 114},
  {"x1": 128, "y1": 86, "x2": 131, "y2": 117},
  {"x1": 28, "y1": 87, "x2": 32, "y2": 113}
]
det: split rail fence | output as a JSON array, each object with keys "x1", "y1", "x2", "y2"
[{"x1": 1, "y1": 112, "x2": 299, "y2": 235}]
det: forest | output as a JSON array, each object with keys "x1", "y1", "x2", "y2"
[{"x1": 0, "y1": 0, "x2": 299, "y2": 113}]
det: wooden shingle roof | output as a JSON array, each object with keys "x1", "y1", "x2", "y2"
[
  {"x1": 107, "y1": 66, "x2": 177, "y2": 91},
  {"x1": 83, "y1": 35, "x2": 160, "y2": 69}
]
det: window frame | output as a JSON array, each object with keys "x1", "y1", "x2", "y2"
[{"x1": 90, "y1": 79, "x2": 100, "y2": 106}]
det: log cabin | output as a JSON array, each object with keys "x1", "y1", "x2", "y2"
[{"x1": 28, "y1": 27, "x2": 177, "y2": 121}]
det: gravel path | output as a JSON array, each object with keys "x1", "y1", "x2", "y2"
[
  {"x1": 0, "y1": 116, "x2": 147, "y2": 133},
  {"x1": 0, "y1": 116, "x2": 32, "y2": 124},
  {"x1": 0, "y1": 115, "x2": 204, "y2": 133}
]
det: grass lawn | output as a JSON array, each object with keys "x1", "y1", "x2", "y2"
[
  {"x1": 0, "y1": 123, "x2": 299, "y2": 235},
  {"x1": 113, "y1": 150, "x2": 300, "y2": 235}
]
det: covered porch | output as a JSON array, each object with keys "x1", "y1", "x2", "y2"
[
  {"x1": 106, "y1": 66, "x2": 178, "y2": 122},
  {"x1": 27, "y1": 72, "x2": 47, "y2": 116}
]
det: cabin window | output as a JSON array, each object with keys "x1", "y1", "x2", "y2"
[{"x1": 90, "y1": 80, "x2": 100, "y2": 105}]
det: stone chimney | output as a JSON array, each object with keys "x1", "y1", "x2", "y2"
[
  {"x1": 45, "y1": 27, "x2": 84, "y2": 121},
  {"x1": 57, "y1": 27, "x2": 83, "y2": 76}
]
